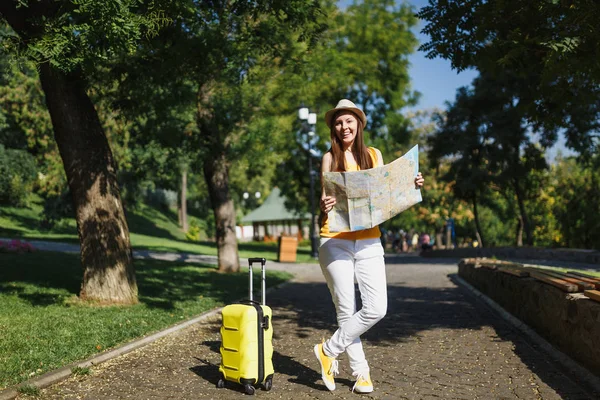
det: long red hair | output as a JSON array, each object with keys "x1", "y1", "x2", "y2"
[{"x1": 329, "y1": 110, "x2": 373, "y2": 172}]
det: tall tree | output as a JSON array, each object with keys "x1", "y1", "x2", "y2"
[
  {"x1": 0, "y1": 1, "x2": 164, "y2": 304},
  {"x1": 417, "y1": 0, "x2": 600, "y2": 156},
  {"x1": 388, "y1": 109, "x2": 475, "y2": 247},
  {"x1": 112, "y1": 1, "x2": 325, "y2": 273},
  {"x1": 275, "y1": 0, "x2": 420, "y2": 217},
  {"x1": 428, "y1": 91, "x2": 492, "y2": 247},
  {"x1": 429, "y1": 72, "x2": 548, "y2": 246}
]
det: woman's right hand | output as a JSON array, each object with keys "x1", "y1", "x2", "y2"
[{"x1": 321, "y1": 195, "x2": 337, "y2": 213}]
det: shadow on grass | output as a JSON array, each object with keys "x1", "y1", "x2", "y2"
[
  {"x1": 136, "y1": 259, "x2": 291, "y2": 310},
  {"x1": 1, "y1": 205, "x2": 78, "y2": 236},
  {"x1": 0, "y1": 252, "x2": 290, "y2": 310},
  {"x1": 0, "y1": 206, "x2": 40, "y2": 227},
  {"x1": 1, "y1": 201, "x2": 182, "y2": 243},
  {"x1": 125, "y1": 207, "x2": 181, "y2": 241},
  {"x1": 0, "y1": 227, "x2": 27, "y2": 237},
  {"x1": 0, "y1": 252, "x2": 82, "y2": 298}
]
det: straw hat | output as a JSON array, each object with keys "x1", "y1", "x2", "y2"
[{"x1": 324, "y1": 99, "x2": 367, "y2": 129}]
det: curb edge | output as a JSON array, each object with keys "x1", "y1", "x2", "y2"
[{"x1": 0, "y1": 277, "x2": 291, "y2": 400}]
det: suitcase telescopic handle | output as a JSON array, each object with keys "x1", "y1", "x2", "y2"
[{"x1": 248, "y1": 258, "x2": 267, "y2": 305}]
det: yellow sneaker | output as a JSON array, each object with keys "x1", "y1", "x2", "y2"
[
  {"x1": 352, "y1": 371, "x2": 373, "y2": 393},
  {"x1": 313, "y1": 342, "x2": 338, "y2": 391}
]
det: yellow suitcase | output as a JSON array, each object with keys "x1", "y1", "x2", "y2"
[{"x1": 217, "y1": 258, "x2": 274, "y2": 395}]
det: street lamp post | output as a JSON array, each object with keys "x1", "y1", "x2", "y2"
[{"x1": 299, "y1": 106, "x2": 319, "y2": 259}]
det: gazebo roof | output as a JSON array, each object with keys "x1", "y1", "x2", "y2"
[{"x1": 242, "y1": 187, "x2": 310, "y2": 223}]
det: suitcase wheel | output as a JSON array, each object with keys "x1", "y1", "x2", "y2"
[
  {"x1": 216, "y1": 373, "x2": 225, "y2": 389},
  {"x1": 243, "y1": 384, "x2": 255, "y2": 395},
  {"x1": 263, "y1": 376, "x2": 273, "y2": 391}
]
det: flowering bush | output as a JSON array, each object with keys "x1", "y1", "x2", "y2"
[{"x1": 0, "y1": 239, "x2": 35, "y2": 253}]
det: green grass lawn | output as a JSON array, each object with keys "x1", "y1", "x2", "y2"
[
  {"x1": 0, "y1": 251, "x2": 293, "y2": 390},
  {"x1": 0, "y1": 197, "x2": 316, "y2": 263}
]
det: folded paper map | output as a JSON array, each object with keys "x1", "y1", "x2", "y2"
[{"x1": 323, "y1": 145, "x2": 422, "y2": 232}]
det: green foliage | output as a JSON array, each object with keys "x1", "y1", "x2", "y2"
[
  {"x1": 476, "y1": 202, "x2": 515, "y2": 247},
  {"x1": 382, "y1": 110, "x2": 475, "y2": 239},
  {"x1": 92, "y1": 1, "x2": 328, "y2": 250},
  {"x1": 549, "y1": 156, "x2": 600, "y2": 249},
  {"x1": 0, "y1": 145, "x2": 37, "y2": 206},
  {"x1": 276, "y1": 0, "x2": 419, "y2": 215},
  {"x1": 0, "y1": 52, "x2": 66, "y2": 200},
  {"x1": 428, "y1": 72, "x2": 551, "y2": 246},
  {"x1": 417, "y1": 0, "x2": 600, "y2": 156},
  {"x1": 40, "y1": 189, "x2": 74, "y2": 230},
  {"x1": 0, "y1": 54, "x2": 54, "y2": 154},
  {"x1": 185, "y1": 218, "x2": 201, "y2": 242},
  {"x1": 1, "y1": 1, "x2": 169, "y2": 74}
]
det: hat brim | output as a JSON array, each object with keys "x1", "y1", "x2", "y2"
[{"x1": 324, "y1": 106, "x2": 367, "y2": 129}]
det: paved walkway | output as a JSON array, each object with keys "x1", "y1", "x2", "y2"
[{"x1": 23, "y1": 254, "x2": 598, "y2": 400}]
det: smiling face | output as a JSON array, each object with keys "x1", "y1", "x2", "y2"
[{"x1": 333, "y1": 111, "x2": 359, "y2": 150}]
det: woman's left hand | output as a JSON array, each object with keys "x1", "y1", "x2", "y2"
[{"x1": 414, "y1": 172, "x2": 424, "y2": 189}]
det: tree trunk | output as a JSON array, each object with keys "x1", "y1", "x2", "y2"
[
  {"x1": 515, "y1": 215, "x2": 524, "y2": 247},
  {"x1": 180, "y1": 166, "x2": 188, "y2": 233},
  {"x1": 38, "y1": 64, "x2": 137, "y2": 304},
  {"x1": 0, "y1": 3, "x2": 136, "y2": 303},
  {"x1": 513, "y1": 178, "x2": 533, "y2": 246},
  {"x1": 196, "y1": 80, "x2": 240, "y2": 272},
  {"x1": 445, "y1": 224, "x2": 452, "y2": 250},
  {"x1": 515, "y1": 215, "x2": 523, "y2": 247},
  {"x1": 203, "y1": 152, "x2": 240, "y2": 273},
  {"x1": 472, "y1": 195, "x2": 486, "y2": 248},
  {"x1": 435, "y1": 231, "x2": 444, "y2": 250}
]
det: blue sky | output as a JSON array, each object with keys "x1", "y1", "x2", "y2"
[
  {"x1": 339, "y1": 0, "x2": 477, "y2": 112},
  {"x1": 405, "y1": 0, "x2": 479, "y2": 111}
]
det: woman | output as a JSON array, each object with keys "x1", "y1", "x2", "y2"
[{"x1": 314, "y1": 99, "x2": 424, "y2": 393}]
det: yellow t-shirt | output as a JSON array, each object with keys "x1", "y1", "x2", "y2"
[{"x1": 320, "y1": 147, "x2": 381, "y2": 240}]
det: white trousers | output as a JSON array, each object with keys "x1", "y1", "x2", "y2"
[{"x1": 318, "y1": 237, "x2": 387, "y2": 374}]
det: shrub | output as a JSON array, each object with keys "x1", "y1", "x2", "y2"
[
  {"x1": 185, "y1": 218, "x2": 201, "y2": 241},
  {"x1": 40, "y1": 189, "x2": 74, "y2": 229},
  {"x1": 0, "y1": 145, "x2": 37, "y2": 206}
]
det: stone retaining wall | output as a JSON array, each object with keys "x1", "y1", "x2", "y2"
[
  {"x1": 458, "y1": 260, "x2": 600, "y2": 377},
  {"x1": 426, "y1": 247, "x2": 600, "y2": 265}
]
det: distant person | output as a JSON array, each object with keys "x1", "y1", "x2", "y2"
[
  {"x1": 405, "y1": 230, "x2": 413, "y2": 252},
  {"x1": 379, "y1": 227, "x2": 387, "y2": 249},
  {"x1": 411, "y1": 232, "x2": 419, "y2": 251},
  {"x1": 402, "y1": 231, "x2": 409, "y2": 252},
  {"x1": 392, "y1": 230, "x2": 402, "y2": 253},
  {"x1": 315, "y1": 99, "x2": 424, "y2": 393},
  {"x1": 421, "y1": 232, "x2": 432, "y2": 251}
]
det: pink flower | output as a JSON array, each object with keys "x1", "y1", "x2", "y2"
[{"x1": 0, "y1": 239, "x2": 35, "y2": 253}]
